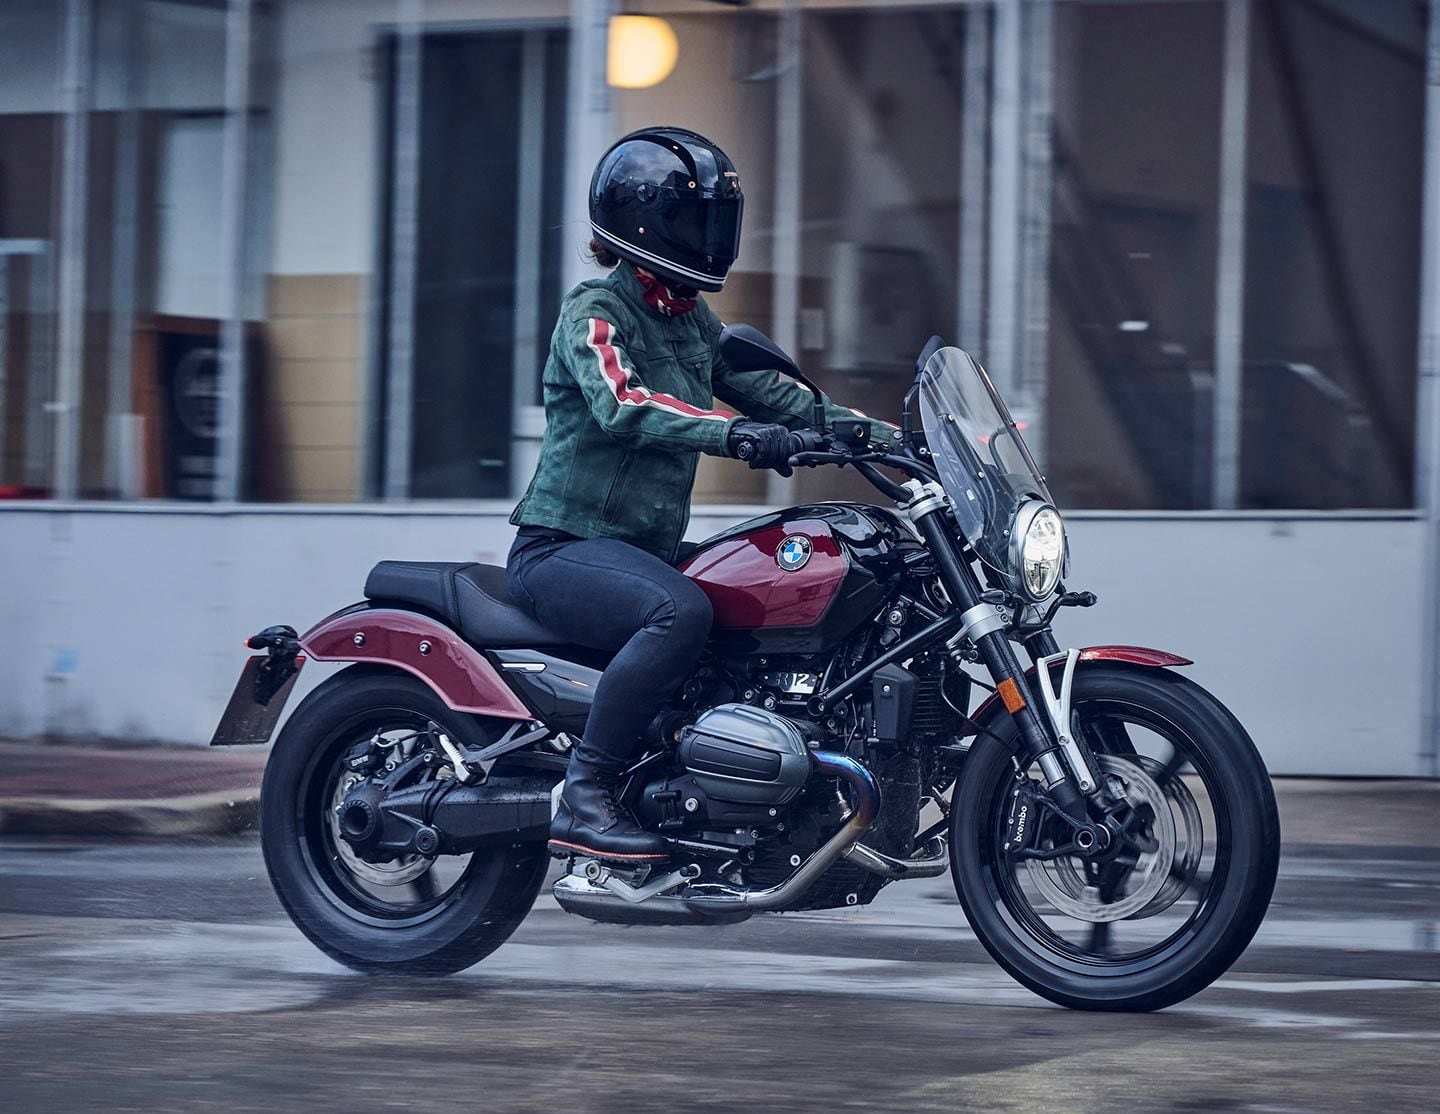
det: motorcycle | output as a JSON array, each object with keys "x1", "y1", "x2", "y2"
[{"x1": 213, "y1": 325, "x2": 1279, "y2": 1011}]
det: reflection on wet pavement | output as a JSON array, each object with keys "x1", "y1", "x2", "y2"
[{"x1": 2, "y1": 835, "x2": 1437, "y2": 1109}]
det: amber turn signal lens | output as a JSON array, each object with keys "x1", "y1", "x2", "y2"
[{"x1": 998, "y1": 677, "x2": 1027, "y2": 713}]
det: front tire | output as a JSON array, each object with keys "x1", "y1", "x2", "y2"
[
  {"x1": 950, "y1": 664, "x2": 1279, "y2": 1011},
  {"x1": 260, "y1": 665, "x2": 549, "y2": 975}
]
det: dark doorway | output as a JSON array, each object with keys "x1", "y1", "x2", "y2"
[{"x1": 378, "y1": 26, "x2": 568, "y2": 499}]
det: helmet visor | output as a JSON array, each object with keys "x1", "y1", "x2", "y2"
[{"x1": 653, "y1": 188, "x2": 743, "y2": 270}]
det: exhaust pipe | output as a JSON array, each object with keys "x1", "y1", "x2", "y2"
[
  {"x1": 844, "y1": 835, "x2": 949, "y2": 879},
  {"x1": 683, "y1": 750, "x2": 880, "y2": 914}
]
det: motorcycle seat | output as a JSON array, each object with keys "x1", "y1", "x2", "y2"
[{"x1": 363, "y1": 561, "x2": 571, "y2": 648}]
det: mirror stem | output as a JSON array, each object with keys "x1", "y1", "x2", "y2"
[{"x1": 900, "y1": 382, "x2": 920, "y2": 445}]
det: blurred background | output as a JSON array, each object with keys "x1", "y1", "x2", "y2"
[
  {"x1": 0, "y1": 0, "x2": 1437, "y2": 779},
  {"x1": 2, "y1": 5, "x2": 1439, "y2": 1106}
]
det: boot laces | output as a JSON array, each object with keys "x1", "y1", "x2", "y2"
[{"x1": 597, "y1": 782, "x2": 621, "y2": 823}]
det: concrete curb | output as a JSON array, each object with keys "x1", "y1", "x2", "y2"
[{"x1": 0, "y1": 789, "x2": 259, "y2": 839}]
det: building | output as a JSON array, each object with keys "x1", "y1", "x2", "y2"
[{"x1": 1, "y1": 0, "x2": 1436, "y2": 775}]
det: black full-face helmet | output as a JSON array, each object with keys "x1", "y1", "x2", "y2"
[{"x1": 589, "y1": 126, "x2": 743, "y2": 293}]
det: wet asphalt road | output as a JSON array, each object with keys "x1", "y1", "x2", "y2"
[{"x1": 1, "y1": 829, "x2": 1437, "y2": 1113}]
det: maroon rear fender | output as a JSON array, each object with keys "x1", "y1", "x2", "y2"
[
  {"x1": 300, "y1": 607, "x2": 532, "y2": 720},
  {"x1": 968, "y1": 645, "x2": 1193, "y2": 726}
]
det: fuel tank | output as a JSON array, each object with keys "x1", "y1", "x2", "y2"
[{"x1": 678, "y1": 503, "x2": 911, "y2": 654}]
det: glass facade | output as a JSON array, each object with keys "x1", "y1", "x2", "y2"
[
  {"x1": 0, "y1": 2, "x2": 63, "y2": 497},
  {"x1": 0, "y1": 0, "x2": 272, "y2": 501},
  {"x1": 0, "y1": 0, "x2": 1431, "y2": 511},
  {"x1": 1243, "y1": 0, "x2": 1425, "y2": 509},
  {"x1": 1047, "y1": 0, "x2": 1225, "y2": 510}
]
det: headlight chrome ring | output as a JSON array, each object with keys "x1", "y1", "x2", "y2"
[{"x1": 1010, "y1": 500, "x2": 1066, "y2": 602}]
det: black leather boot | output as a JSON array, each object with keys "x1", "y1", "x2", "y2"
[{"x1": 549, "y1": 755, "x2": 668, "y2": 862}]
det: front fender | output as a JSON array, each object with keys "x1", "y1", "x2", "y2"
[
  {"x1": 967, "y1": 645, "x2": 1192, "y2": 730},
  {"x1": 300, "y1": 606, "x2": 532, "y2": 720}
]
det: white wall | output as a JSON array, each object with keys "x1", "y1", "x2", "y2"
[{"x1": 0, "y1": 506, "x2": 1426, "y2": 776}]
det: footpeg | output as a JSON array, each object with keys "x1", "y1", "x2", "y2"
[{"x1": 599, "y1": 862, "x2": 701, "y2": 903}]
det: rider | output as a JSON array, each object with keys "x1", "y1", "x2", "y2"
[{"x1": 507, "y1": 126, "x2": 894, "y2": 863}]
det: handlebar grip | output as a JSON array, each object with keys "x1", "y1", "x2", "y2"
[{"x1": 787, "y1": 429, "x2": 827, "y2": 455}]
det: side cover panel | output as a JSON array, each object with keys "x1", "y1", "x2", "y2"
[
  {"x1": 490, "y1": 649, "x2": 599, "y2": 734},
  {"x1": 301, "y1": 607, "x2": 532, "y2": 720}
]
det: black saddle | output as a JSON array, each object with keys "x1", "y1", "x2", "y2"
[{"x1": 363, "y1": 561, "x2": 570, "y2": 648}]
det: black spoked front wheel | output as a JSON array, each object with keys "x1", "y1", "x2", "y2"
[
  {"x1": 950, "y1": 664, "x2": 1279, "y2": 1011},
  {"x1": 260, "y1": 665, "x2": 549, "y2": 975}
]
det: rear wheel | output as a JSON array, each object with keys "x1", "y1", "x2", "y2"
[
  {"x1": 260, "y1": 666, "x2": 548, "y2": 975},
  {"x1": 950, "y1": 664, "x2": 1279, "y2": 1011}
]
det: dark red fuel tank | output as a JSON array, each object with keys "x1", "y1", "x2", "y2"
[{"x1": 678, "y1": 503, "x2": 909, "y2": 654}]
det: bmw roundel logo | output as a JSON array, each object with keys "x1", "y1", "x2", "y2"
[{"x1": 776, "y1": 534, "x2": 813, "y2": 572}]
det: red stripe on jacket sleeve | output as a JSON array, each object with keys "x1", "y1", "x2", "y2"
[{"x1": 586, "y1": 318, "x2": 732, "y2": 422}]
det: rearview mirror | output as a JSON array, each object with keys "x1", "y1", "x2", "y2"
[
  {"x1": 719, "y1": 323, "x2": 799, "y2": 377},
  {"x1": 914, "y1": 334, "x2": 945, "y2": 380},
  {"x1": 901, "y1": 334, "x2": 946, "y2": 448},
  {"x1": 718, "y1": 323, "x2": 826, "y2": 431}
]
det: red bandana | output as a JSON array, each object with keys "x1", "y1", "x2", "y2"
[{"x1": 633, "y1": 267, "x2": 697, "y2": 317}]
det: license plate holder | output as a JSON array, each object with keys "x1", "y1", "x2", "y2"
[{"x1": 210, "y1": 654, "x2": 305, "y2": 746}]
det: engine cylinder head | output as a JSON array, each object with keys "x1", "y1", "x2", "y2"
[{"x1": 678, "y1": 703, "x2": 812, "y2": 806}]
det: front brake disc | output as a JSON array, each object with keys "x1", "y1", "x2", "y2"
[
  {"x1": 1127, "y1": 754, "x2": 1203, "y2": 919},
  {"x1": 1023, "y1": 754, "x2": 1176, "y2": 923}
]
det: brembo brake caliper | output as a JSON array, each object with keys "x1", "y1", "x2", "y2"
[{"x1": 1002, "y1": 778, "x2": 1042, "y2": 855}]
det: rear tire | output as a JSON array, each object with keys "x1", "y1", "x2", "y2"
[
  {"x1": 950, "y1": 664, "x2": 1279, "y2": 1011},
  {"x1": 260, "y1": 665, "x2": 548, "y2": 975}
]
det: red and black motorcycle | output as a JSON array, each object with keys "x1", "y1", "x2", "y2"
[{"x1": 214, "y1": 326, "x2": 1278, "y2": 1011}]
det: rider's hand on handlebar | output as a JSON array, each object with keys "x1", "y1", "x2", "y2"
[{"x1": 728, "y1": 421, "x2": 796, "y2": 476}]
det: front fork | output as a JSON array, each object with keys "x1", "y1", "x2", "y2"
[{"x1": 908, "y1": 496, "x2": 1094, "y2": 818}]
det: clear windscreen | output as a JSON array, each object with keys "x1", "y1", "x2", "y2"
[{"x1": 916, "y1": 347, "x2": 1052, "y2": 575}]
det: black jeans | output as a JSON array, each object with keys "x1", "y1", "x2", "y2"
[{"x1": 506, "y1": 532, "x2": 713, "y2": 768}]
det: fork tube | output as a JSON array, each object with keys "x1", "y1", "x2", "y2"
[
  {"x1": 1023, "y1": 627, "x2": 1061, "y2": 661},
  {"x1": 910, "y1": 506, "x2": 1086, "y2": 815}
]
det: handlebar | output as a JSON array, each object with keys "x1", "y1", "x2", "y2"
[
  {"x1": 781, "y1": 429, "x2": 936, "y2": 499},
  {"x1": 732, "y1": 424, "x2": 935, "y2": 500}
]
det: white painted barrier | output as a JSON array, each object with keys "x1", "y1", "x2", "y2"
[{"x1": 0, "y1": 505, "x2": 1425, "y2": 775}]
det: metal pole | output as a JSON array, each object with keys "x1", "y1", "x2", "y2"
[
  {"x1": 1017, "y1": 0, "x2": 1054, "y2": 466},
  {"x1": 215, "y1": 0, "x2": 255, "y2": 503},
  {"x1": 106, "y1": 2, "x2": 143, "y2": 499},
  {"x1": 0, "y1": 256, "x2": 8, "y2": 478},
  {"x1": 1212, "y1": 0, "x2": 1251, "y2": 510},
  {"x1": 24, "y1": 247, "x2": 54, "y2": 488},
  {"x1": 986, "y1": 0, "x2": 1022, "y2": 395},
  {"x1": 384, "y1": 0, "x2": 424, "y2": 501},
  {"x1": 52, "y1": 0, "x2": 92, "y2": 501},
  {"x1": 562, "y1": 0, "x2": 614, "y2": 295},
  {"x1": 1415, "y1": 0, "x2": 1440, "y2": 777},
  {"x1": 511, "y1": 30, "x2": 547, "y2": 498},
  {"x1": 958, "y1": 4, "x2": 989, "y2": 354},
  {"x1": 767, "y1": 0, "x2": 803, "y2": 506}
]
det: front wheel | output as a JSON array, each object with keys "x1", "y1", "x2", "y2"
[
  {"x1": 260, "y1": 665, "x2": 549, "y2": 975},
  {"x1": 950, "y1": 664, "x2": 1279, "y2": 1011}
]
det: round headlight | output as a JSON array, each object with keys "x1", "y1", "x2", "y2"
[{"x1": 1012, "y1": 502, "x2": 1065, "y2": 601}]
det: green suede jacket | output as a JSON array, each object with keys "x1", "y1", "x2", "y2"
[{"x1": 510, "y1": 265, "x2": 893, "y2": 561}]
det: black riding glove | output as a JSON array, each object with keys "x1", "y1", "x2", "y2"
[{"x1": 727, "y1": 421, "x2": 795, "y2": 476}]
